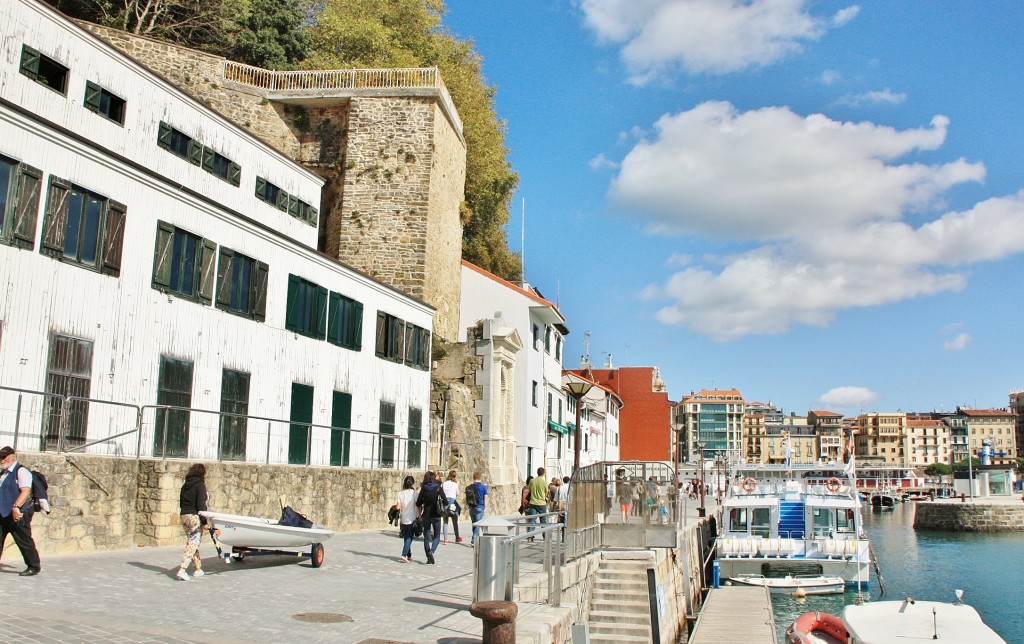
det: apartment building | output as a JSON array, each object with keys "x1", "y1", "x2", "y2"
[
  {"x1": 678, "y1": 389, "x2": 745, "y2": 464},
  {"x1": 584, "y1": 367, "x2": 671, "y2": 461},
  {"x1": 808, "y1": 410, "x2": 844, "y2": 463},
  {"x1": 954, "y1": 407, "x2": 1016, "y2": 466},
  {"x1": 855, "y1": 412, "x2": 908, "y2": 465},
  {"x1": 905, "y1": 416, "x2": 950, "y2": 467}
]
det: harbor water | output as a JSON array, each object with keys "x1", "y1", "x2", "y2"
[{"x1": 771, "y1": 502, "x2": 1024, "y2": 642}]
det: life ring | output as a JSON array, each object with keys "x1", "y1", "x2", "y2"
[
  {"x1": 741, "y1": 477, "x2": 758, "y2": 493},
  {"x1": 826, "y1": 477, "x2": 842, "y2": 493}
]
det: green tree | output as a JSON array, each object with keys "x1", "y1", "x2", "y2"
[
  {"x1": 924, "y1": 463, "x2": 952, "y2": 476},
  {"x1": 305, "y1": 0, "x2": 522, "y2": 280},
  {"x1": 230, "y1": 0, "x2": 309, "y2": 69}
]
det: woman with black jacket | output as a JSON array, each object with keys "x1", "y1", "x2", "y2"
[
  {"x1": 415, "y1": 470, "x2": 447, "y2": 564},
  {"x1": 176, "y1": 463, "x2": 208, "y2": 581}
]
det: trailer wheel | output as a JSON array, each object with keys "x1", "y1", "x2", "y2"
[{"x1": 311, "y1": 543, "x2": 325, "y2": 568}]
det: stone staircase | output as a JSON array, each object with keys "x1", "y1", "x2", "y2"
[{"x1": 587, "y1": 556, "x2": 653, "y2": 643}]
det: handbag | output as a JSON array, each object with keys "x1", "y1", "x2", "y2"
[
  {"x1": 413, "y1": 517, "x2": 423, "y2": 537},
  {"x1": 435, "y1": 489, "x2": 447, "y2": 518}
]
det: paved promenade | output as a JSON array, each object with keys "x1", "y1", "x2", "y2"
[{"x1": 0, "y1": 519, "x2": 491, "y2": 643}]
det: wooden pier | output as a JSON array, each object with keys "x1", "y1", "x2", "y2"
[{"x1": 689, "y1": 585, "x2": 777, "y2": 643}]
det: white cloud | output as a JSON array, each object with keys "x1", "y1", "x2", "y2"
[
  {"x1": 819, "y1": 69, "x2": 841, "y2": 85},
  {"x1": 608, "y1": 102, "x2": 1024, "y2": 340},
  {"x1": 588, "y1": 153, "x2": 619, "y2": 170},
  {"x1": 944, "y1": 333, "x2": 971, "y2": 351},
  {"x1": 580, "y1": 0, "x2": 859, "y2": 80},
  {"x1": 835, "y1": 88, "x2": 907, "y2": 107},
  {"x1": 817, "y1": 386, "x2": 878, "y2": 410}
]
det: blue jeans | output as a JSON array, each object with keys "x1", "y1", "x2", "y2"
[
  {"x1": 423, "y1": 517, "x2": 441, "y2": 555},
  {"x1": 399, "y1": 523, "x2": 415, "y2": 559},
  {"x1": 526, "y1": 504, "x2": 547, "y2": 537},
  {"x1": 470, "y1": 507, "x2": 484, "y2": 543}
]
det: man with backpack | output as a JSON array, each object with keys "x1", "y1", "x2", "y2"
[
  {"x1": 466, "y1": 471, "x2": 487, "y2": 546},
  {"x1": 0, "y1": 446, "x2": 41, "y2": 576}
]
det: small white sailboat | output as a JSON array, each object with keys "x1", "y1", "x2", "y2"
[{"x1": 730, "y1": 574, "x2": 846, "y2": 595}]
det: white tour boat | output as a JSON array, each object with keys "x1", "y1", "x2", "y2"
[{"x1": 716, "y1": 463, "x2": 871, "y2": 587}]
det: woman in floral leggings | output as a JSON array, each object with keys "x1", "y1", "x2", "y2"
[{"x1": 177, "y1": 463, "x2": 208, "y2": 581}]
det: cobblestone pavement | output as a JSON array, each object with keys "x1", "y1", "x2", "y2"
[{"x1": 0, "y1": 519, "x2": 486, "y2": 644}]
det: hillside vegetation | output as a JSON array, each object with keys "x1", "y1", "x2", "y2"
[{"x1": 46, "y1": 0, "x2": 522, "y2": 281}]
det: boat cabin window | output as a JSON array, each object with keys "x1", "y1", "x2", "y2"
[
  {"x1": 729, "y1": 507, "x2": 771, "y2": 536},
  {"x1": 812, "y1": 508, "x2": 832, "y2": 536},
  {"x1": 751, "y1": 507, "x2": 771, "y2": 537},
  {"x1": 836, "y1": 508, "x2": 855, "y2": 534}
]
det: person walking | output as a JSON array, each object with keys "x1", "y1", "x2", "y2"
[
  {"x1": 520, "y1": 476, "x2": 532, "y2": 515},
  {"x1": 616, "y1": 470, "x2": 633, "y2": 524},
  {"x1": 467, "y1": 471, "x2": 488, "y2": 546},
  {"x1": 527, "y1": 467, "x2": 549, "y2": 537},
  {"x1": 0, "y1": 446, "x2": 41, "y2": 576},
  {"x1": 176, "y1": 463, "x2": 208, "y2": 581},
  {"x1": 441, "y1": 470, "x2": 463, "y2": 544},
  {"x1": 395, "y1": 475, "x2": 418, "y2": 562},
  {"x1": 547, "y1": 477, "x2": 561, "y2": 514},
  {"x1": 415, "y1": 471, "x2": 446, "y2": 564}
]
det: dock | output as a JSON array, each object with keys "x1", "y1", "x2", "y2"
[{"x1": 689, "y1": 585, "x2": 777, "y2": 643}]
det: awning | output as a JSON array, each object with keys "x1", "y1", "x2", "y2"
[{"x1": 548, "y1": 420, "x2": 569, "y2": 435}]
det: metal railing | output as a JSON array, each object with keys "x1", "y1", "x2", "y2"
[
  {"x1": 507, "y1": 513, "x2": 566, "y2": 606},
  {"x1": 0, "y1": 385, "x2": 426, "y2": 469}
]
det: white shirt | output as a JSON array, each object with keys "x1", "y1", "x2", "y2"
[
  {"x1": 0, "y1": 460, "x2": 32, "y2": 491},
  {"x1": 397, "y1": 488, "x2": 418, "y2": 525},
  {"x1": 441, "y1": 480, "x2": 460, "y2": 507},
  {"x1": 557, "y1": 483, "x2": 569, "y2": 504}
]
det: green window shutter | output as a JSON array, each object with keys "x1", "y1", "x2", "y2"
[
  {"x1": 285, "y1": 274, "x2": 301, "y2": 332},
  {"x1": 157, "y1": 122, "x2": 172, "y2": 150},
  {"x1": 187, "y1": 140, "x2": 202, "y2": 165},
  {"x1": 40, "y1": 176, "x2": 71, "y2": 255},
  {"x1": 288, "y1": 195, "x2": 301, "y2": 218},
  {"x1": 84, "y1": 81, "x2": 102, "y2": 112},
  {"x1": 152, "y1": 221, "x2": 175, "y2": 288},
  {"x1": 326, "y1": 291, "x2": 341, "y2": 345},
  {"x1": 215, "y1": 247, "x2": 234, "y2": 309},
  {"x1": 228, "y1": 162, "x2": 241, "y2": 187},
  {"x1": 276, "y1": 189, "x2": 288, "y2": 211},
  {"x1": 11, "y1": 164, "x2": 42, "y2": 250},
  {"x1": 201, "y1": 147, "x2": 215, "y2": 173},
  {"x1": 349, "y1": 300, "x2": 363, "y2": 350},
  {"x1": 19, "y1": 46, "x2": 40, "y2": 79},
  {"x1": 375, "y1": 312, "x2": 387, "y2": 357},
  {"x1": 255, "y1": 176, "x2": 267, "y2": 202},
  {"x1": 308, "y1": 206, "x2": 319, "y2": 226},
  {"x1": 253, "y1": 261, "x2": 269, "y2": 322},
  {"x1": 315, "y1": 285, "x2": 328, "y2": 340},
  {"x1": 101, "y1": 200, "x2": 127, "y2": 276},
  {"x1": 197, "y1": 237, "x2": 217, "y2": 305}
]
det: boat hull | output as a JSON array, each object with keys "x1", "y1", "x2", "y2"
[
  {"x1": 787, "y1": 611, "x2": 849, "y2": 644},
  {"x1": 731, "y1": 575, "x2": 846, "y2": 595},
  {"x1": 200, "y1": 511, "x2": 335, "y2": 548}
]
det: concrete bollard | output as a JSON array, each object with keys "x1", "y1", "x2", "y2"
[{"x1": 470, "y1": 600, "x2": 518, "y2": 644}]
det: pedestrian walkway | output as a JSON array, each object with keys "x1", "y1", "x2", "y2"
[{"x1": 0, "y1": 519, "x2": 493, "y2": 643}]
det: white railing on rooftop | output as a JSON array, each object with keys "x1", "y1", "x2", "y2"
[{"x1": 222, "y1": 61, "x2": 463, "y2": 135}]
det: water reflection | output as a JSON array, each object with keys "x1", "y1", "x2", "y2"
[{"x1": 771, "y1": 502, "x2": 1024, "y2": 641}]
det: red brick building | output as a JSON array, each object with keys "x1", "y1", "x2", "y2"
[{"x1": 569, "y1": 367, "x2": 672, "y2": 461}]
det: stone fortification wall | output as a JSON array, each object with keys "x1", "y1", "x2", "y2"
[
  {"x1": 21, "y1": 452, "x2": 521, "y2": 556},
  {"x1": 914, "y1": 501, "x2": 1024, "y2": 531}
]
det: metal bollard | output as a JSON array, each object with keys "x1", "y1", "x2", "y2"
[{"x1": 470, "y1": 600, "x2": 517, "y2": 644}]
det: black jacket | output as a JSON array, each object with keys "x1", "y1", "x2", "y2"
[
  {"x1": 179, "y1": 475, "x2": 208, "y2": 515},
  {"x1": 415, "y1": 482, "x2": 447, "y2": 520}
]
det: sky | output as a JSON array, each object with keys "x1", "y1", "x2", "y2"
[{"x1": 441, "y1": 1, "x2": 1024, "y2": 417}]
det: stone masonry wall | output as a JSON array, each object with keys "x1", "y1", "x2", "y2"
[{"x1": 914, "y1": 501, "x2": 1024, "y2": 531}]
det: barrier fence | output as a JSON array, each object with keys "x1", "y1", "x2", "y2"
[{"x1": 0, "y1": 385, "x2": 425, "y2": 469}]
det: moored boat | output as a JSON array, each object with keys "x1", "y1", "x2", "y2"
[
  {"x1": 787, "y1": 610, "x2": 848, "y2": 644},
  {"x1": 715, "y1": 463, "x2": 871, "y2": 587},
  {"x1": 731, "y1": 573, "x2": 845, "y2": 595}
]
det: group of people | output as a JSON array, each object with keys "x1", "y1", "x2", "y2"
[
  {"x1": 394, "y1": 470, "x2": 488, "y2": 564},
  {"x1": 606, "y1": 470, "x2": 673, "y2": 524}
]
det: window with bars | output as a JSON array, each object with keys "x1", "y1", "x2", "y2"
[
  {"x1": 41, "y1": 177, "x2": 125, "y2": 275},
  {"x1": 218, "y1": 369, "x2": 249, "y2": 461},
  {"x1": 0, "y1": 154, "x2": 42, "y2": 251},
  {"x1": 84, "y1": 81, "x2": 126, "y2": 125},
  {"x1": 407, "y1": 407, "x2": 422, "y2": 468},
  {"x1": 42, "y1": 334, "x2": 93, "y2": 451},
  {"x1": 20, "y1": 45, "x2": 68, "y2": 94},
  {"x1": 216, "y1": 247, "x2": 268, "y2": 321},
  {"x1": 155, "y1": 356, "x2": 193, "y2": 458},
  {"x1": 379, "y1": 401, "x2": 396, "y2": 468},
  {"x1": 152, "y1": 221, "x2": 216, "y2": 303}
]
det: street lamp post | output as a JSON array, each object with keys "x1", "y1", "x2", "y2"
[
  {"x1": 696, "y1": 443, "x2": 706, "y2": 517},
  {"x1": 565, "y1": 378, "x2": 595, "y2": 473}
]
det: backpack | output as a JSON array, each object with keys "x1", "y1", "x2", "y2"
[
  {"x1": 279, "y1": 505, "x2": 313, "y2": 528},
  {"x1": 14, "y1": 465, "x2": 49, "y2": 514},
  {"x1": 435, "y1": 487, "x2": 447, "y2": 518},
  {"x1": 465, "y1": 482, "x2": 479, "y2": 508}
]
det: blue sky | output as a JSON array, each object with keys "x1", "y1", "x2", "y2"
[{"x1": 442, "y1": 1, "x2": 1024, "y2": 416}]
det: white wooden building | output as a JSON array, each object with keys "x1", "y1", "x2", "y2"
[
  {"x1": 459, "y1": 261, "x2": 570, "y2": 484},
  {"x1": 0, "y1": 0, "x2": 433, "y2": 468}
]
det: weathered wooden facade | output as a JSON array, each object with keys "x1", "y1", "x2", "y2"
[{"x1": 0, "y1": 0, "x2": 433, "y2": 467}]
